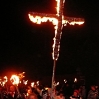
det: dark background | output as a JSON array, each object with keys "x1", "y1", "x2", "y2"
[{"x1": 0, "y1": 0, "x2": 99, "y2": 84}]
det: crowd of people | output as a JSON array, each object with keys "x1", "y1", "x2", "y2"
[{"x1": 0, "y1": 83, "x2": 99, "y2": 99}]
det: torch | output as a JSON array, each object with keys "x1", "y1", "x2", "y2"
[{"x1": 10, "y1": 75, "x2": 20, "y2": 95}]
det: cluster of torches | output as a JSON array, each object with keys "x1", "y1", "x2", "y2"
[
  {"x1": 0, "y1": 72, "x2": 77, "y2": 88},
  {"x1": 0, "y1": 72, "x2": 40, "y2": 88}
]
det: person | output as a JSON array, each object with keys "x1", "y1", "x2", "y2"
[
  {"x1": 56, "y1": 91, "x2": 65, "y2": 99},
  {"x1": 27, "y1": 93, "x2": 38, "y2": 99},
  {"x1": 27, "y1": 89, "x2": 33, "y2": 97},
  {"x1": 3, "y1": 85, "x2": 24, "y2": 99},
  {"x1": 87, "y1": 85, "x2": 99, "y2": 99},
  {"x1": 70, "y1": 90, "x2": 82, "y2": 99}
]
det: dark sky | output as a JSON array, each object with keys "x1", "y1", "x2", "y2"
[{"x1": 0, "y1": 0, "x2": 99, "y2": 81}]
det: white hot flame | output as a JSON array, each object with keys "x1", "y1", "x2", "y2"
[
  {"x1": 31, "y1": 82, "x2": 35, "y2": 87},
  {"x1": 10, "y1": 75, "x2": 20, "y2": 85},
  {"x1": 36, "y1": 81, "x2": 39, "y2": 86},
  {"x1": 74, "y1": 78, "x2": 77, "y2": 83},
  {"x1": 23, "y1": 80, "x2": 28, "y2": 85},
  {"x1": 64, "y1": 79, "x2": 67, "y2": 83}
]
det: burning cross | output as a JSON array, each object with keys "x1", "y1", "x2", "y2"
[{"x1": 28, "y1": 0, "x2": 84, "y2": 90}]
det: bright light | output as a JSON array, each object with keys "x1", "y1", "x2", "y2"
[
  {"x1": 28, "y1": 0, "x2": 84, "y2": 61},
  {"x1": 45, "y1": 87, "x2": 49, "y2": 90},
  {"x1": 23, "y1": 80, "x2": 28, "y2": 85},
  {"x1": 18, "y1": 72, "x2": 25, "y2": 79},
  {"x1": 28, "y1": 14, "x2": 58, "y2": 25},
  {"x1": 56, "y1": 82, "x2": 59, "y2": 85},
  {"x1": 31, "y1": 82, "x2": 34, "y2": 87},
  {"x1": 36, "y1": 81, "x2": 39, "y2": 86},
  {"x1": 74, "y1": 78, "x2": 77, "y2": 83},
  {"x1": 64, "y1": 79, "x2": 67, "y2": 83},
  {"x1": 10, "y1": 75, "x2": 19, "y2": 85}
]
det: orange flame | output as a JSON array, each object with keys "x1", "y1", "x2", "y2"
[
  {"x1": 28, "y1": 14, "x2": 58, "y2": 25},
  {"x1": 10, "y1": 75, "x2": 19, "y2": 85},
  {"x1": 28, "y1": 0, "x2": 84, "y2": 60},
  {"x1": 28, "y1": 14, "x2": 84, "y2": 26},
  {"x1": 4, "y1": 76, "x2": 8, "y2": 83},
  {"x1": 36, "y1": 81, "x2": 39, "y2": 86},
  {"x1": 56, "y1": 0, "x2": 60, "y2": 15},
  {"x1": 74, "y1": 78, "x2": 77, "y2": 83},
  {"x1": 31, "y1": 82, "x2": 34, "y2": 87},
  {"x1": 2, "y1": 76, "x2": 8, "y2": 86},
  {"x1": 23, "y1": 80, "x2": 28, "y2": 85}
]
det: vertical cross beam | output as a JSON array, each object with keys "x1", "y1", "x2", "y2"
[{"x1": 52, "y1": 0, "x2": 64, "y2": 90}]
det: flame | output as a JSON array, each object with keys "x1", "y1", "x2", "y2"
[
  {"x1": 64, "y1": 79, "x2": 67, "y2": 83},
  {"x1": 28, "y1": 0, "x2": 84, "y2": 60},
  {"x1": 18, "y1": 72, "x2": 25, "y2": 79},
  {"x1": 10, "y1": 75, "x2": 19, "y2": 85},
  {"x1": 56, "y1": 0, "x2": 60, "y2": 15},
  {"x1": 29, "y1": 14, "x2": 84, "y2": 26},
  {"x1": 0, "y1": 76, "x2": 8, "y2": 86},
  {"x1": 74, "y1": 78, "x2": 77, "y2": 83},
  {"x1": 23, "y1": 80, "x2": 28, "y2": 85},
  {"x1": 56, "y1": 82, "x2": 59, "y2": 85},
  {"x1": 28, "y1": 14, "x2": 58, "y2": 25},
  {"x1": 45, "y1": 87, "x2": 49, "y2": 90},
  {"x1": 31, "y1": 82, "x2": 34, "y2": 87},
  {"x1": 2, "y1": 76, "x2": 8, "y2": 86},
  {"x1": 36, "y1": 81, "x2": 39, "y2": 86}
]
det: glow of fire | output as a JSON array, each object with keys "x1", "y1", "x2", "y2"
[
  {"x1": 28, "y1": 14, "x2": 58, "y2": 26},
  {"x1": 31, "y1": 82, "x2": 34, "y2": 87},
  {"x1": 28, "y1": 14, "x2": 84, "y2": 26},
  {"x1": 4, "y1": 76, "x2": 8, "y2": 82},
  {"x1": 28, "y1": 0, "x2": 84, "y2": 60},
  {"x1": 36, "y1": 81, "x2": 39, "y2": 86},
  {"x1": 74, "y1": 78, "x2": 77, "y2": 83},
  {"x1": 18, "y1": 72, "x2": 25, "y2": 79},
  {"x1": 45, "y1": 87, "x2": 49, "y2": 90},
  {"x1": 56, "y1": 0, "x2": 60, "y2": 15},
  {"x1": 56, "y1": 82, "x2": 59, "y2": 85},
  {"x1": 10, "y1": 75, "x2": 20, "y2": 85},
  {"x1": 1, "y1": 76, "x2": 8, "y2": 86},
  {"x1": 64, "y1": 79, "x2": 67, "y2": 83},
  {"x1": 23, "y1": 80, "x2": 28, "y2": 85}
]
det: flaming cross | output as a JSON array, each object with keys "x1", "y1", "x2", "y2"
[{"x1": 28, "y1": 0, "x2": 84, "y2": 90}]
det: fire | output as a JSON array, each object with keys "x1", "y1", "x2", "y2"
[
  {"x1": 74, "y1": 78, "x2": 77, "y2": 83},
  {"x1": 23, "y1": 80, "x2": 28, "y2": 85},
  {"x1": 18, "y1": 72, "x2": 25, "y2": 79},
  {"x1": 64, "y1": 79, "x2": 67, "y2": 83},
  {"x1": 56, "y1": 82, "x2": 59, "y2": 85},
  {"x1": 31, "y1": 82, "x2": 34, "y2": 87},
  {"x1": 2, "y1": 76, "x2": 8, "y2": 86},
  {"x1": 56, "y1": 0, "x2": 60, "y2": 15},
  {"x1": 28, "y1": 0, "x2": 84, "y2": 61},
  {"x1": 28, "y1": 14, "x2": 84, "y2": 26},
  {"x1": 28, "y1": 0, "x2": 84, "y2": 26},
  {"x1": 10, "y1": 75, "x2": 19, "y2": 85},
  {"x1": 28, "y1": 14, "x2": 58, "y2": 25},
  {"x1": 36, "y1": 81, "x2": 39, "y2": 86},
  {"x1": 0, "y1": 76, "x2": 8, "y2": 87}
]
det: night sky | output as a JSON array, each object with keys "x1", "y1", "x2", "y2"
[{"x1": 0, "y1": 0, "x2": 99, "y2": 81}]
